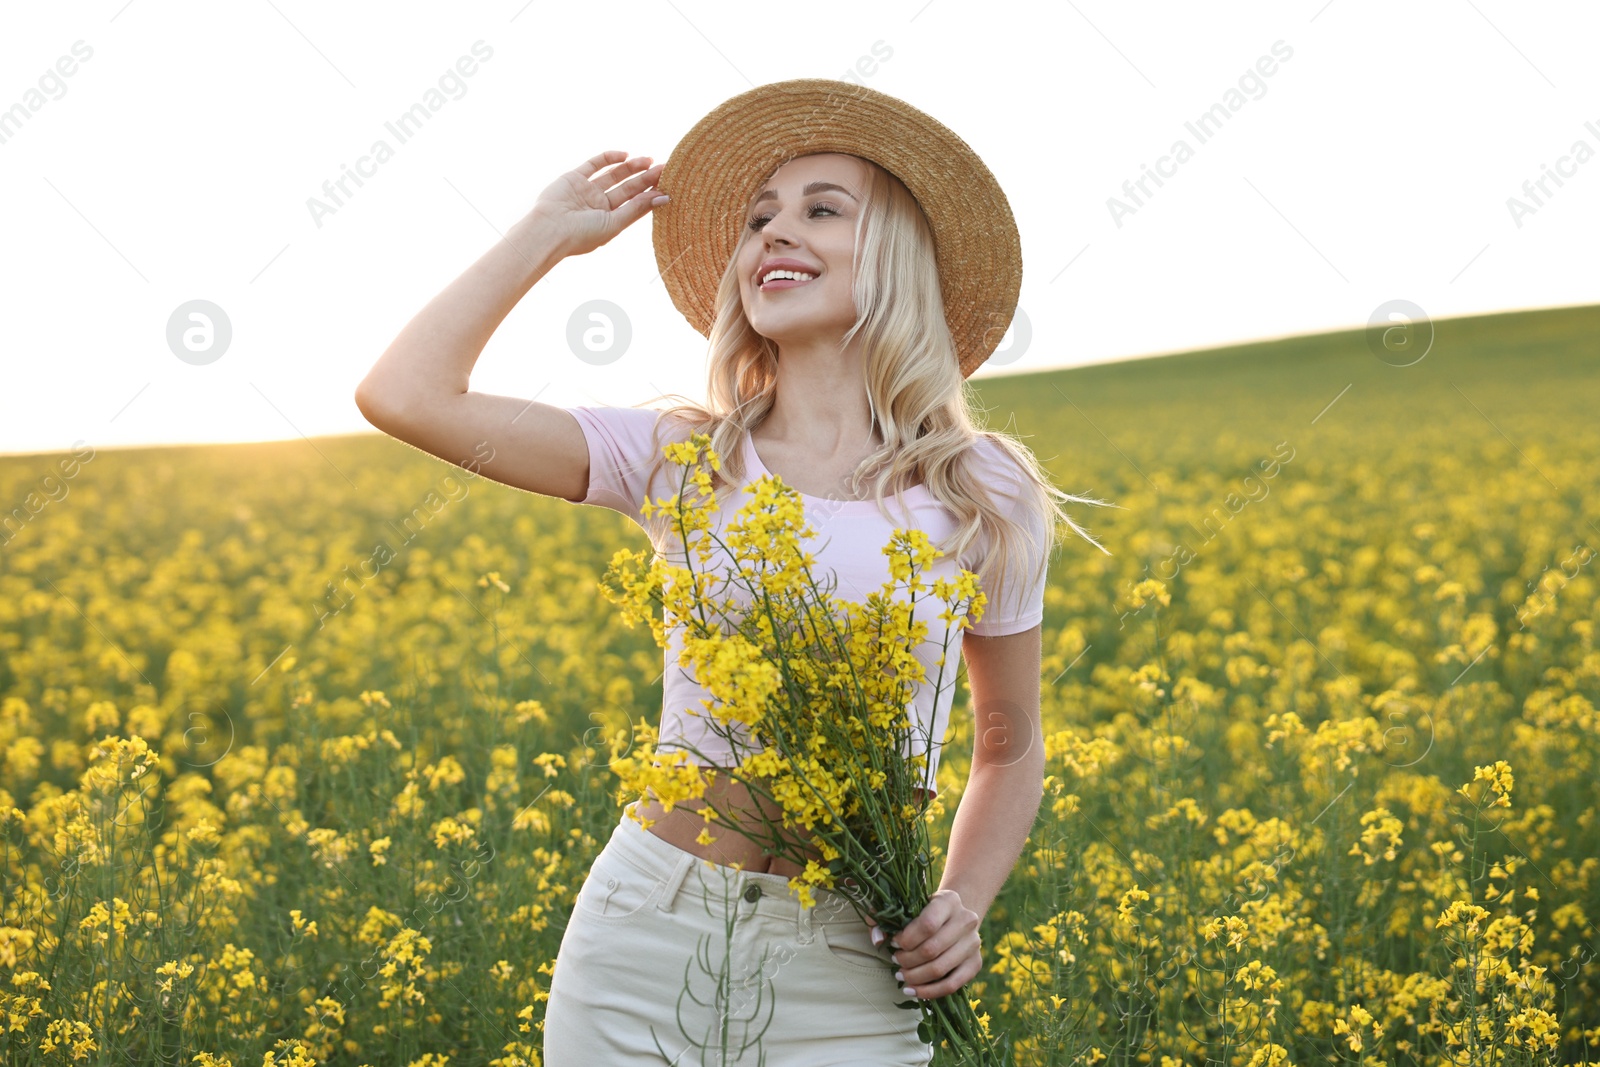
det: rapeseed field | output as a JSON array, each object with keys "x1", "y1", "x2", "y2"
[{"x1": 2, "y1": 304, "x2": 1596, "y2": 1065}]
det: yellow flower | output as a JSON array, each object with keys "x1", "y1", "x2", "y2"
[
  {"x1": 1127, "y1": 578, "x2": 1170, "y2": 610},
  {"x1": 1200, "y1": 915, "x2": 1249, "y2": 951},
  {"x1": 1115, "y1": 886, "x2": 1151, "y2": 925},
  {"x1": 1348, "y1": 806, "x2": 1404, "y2": 864},
  {"x1": 1244, "y1": 1043, "x2": 1292, "y2": 1067},
  {"x1": 1332, "y1": 1004, "x2": 1382, "y2": 1052},
  {"x1": 1472, "y1": 759, "x2": 1515, "y2": 807}
]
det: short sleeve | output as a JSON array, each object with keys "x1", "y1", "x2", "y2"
[
  {"x1": 565, "y1": 405, "x2": 687, "y2": 529},
  {"x1": 965, "y1": 444, "x2": 1050, "y2": 637}
]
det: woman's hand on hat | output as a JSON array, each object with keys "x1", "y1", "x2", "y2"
[{"x1": 530, "y1": 150, "x2": 668, "y2": 258}]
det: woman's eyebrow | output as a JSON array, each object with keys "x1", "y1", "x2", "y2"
[{"x1": 751, "y1": 181, "x2": 859, "y2": 206}]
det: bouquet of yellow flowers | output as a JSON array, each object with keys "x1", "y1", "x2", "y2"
[{"x1": 598, "y1": 432, "x2": 1012, "y2": 1065}]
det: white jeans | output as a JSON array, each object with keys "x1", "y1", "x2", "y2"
[{"x1": 542, "y1": 801, "x2": 935, "y2": 1066}]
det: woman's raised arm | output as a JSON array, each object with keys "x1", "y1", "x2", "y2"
[{"x1": 353, "y1": 151, "x2": 667, "y2": 500}]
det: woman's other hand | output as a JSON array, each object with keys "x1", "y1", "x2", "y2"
[{"x1": 866, "y1": 889, "x2": 983, "y2": 999}]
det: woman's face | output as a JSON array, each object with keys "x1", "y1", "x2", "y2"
[{"x1": 736, "y1": 152, "x2": 868, "y2": 349}]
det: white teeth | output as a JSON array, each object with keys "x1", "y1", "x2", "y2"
[{"x1": 761, "y1": 269, "x2": 817, "y2": 285}]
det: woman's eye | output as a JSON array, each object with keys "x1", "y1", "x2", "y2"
[{"x1": 747, "y1": 201, "x2": 841, "y2": 232}]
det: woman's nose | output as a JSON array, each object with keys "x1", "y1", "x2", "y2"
[{"x1": 762, "y1": 212, "x2": 799, "y2": 246}]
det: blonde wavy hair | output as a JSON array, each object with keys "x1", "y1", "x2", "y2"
[{"x1": 633, "y1": 153, "x2": 1114, "y2": 621}]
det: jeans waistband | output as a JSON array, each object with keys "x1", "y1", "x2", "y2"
[{"x1": 611, "y1": 801, "x2": 868, "y2": 935}]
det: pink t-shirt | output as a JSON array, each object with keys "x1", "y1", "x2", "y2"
[{"x1": 566, "y1": 404, "x2": 1047, "y2": 792}]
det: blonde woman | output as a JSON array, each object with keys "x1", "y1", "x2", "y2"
[{"x1": 357, "y1": 79, "x2": 1110, "y2": 1066}]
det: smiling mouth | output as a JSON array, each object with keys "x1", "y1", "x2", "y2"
[{"x1": 759, "y1": 270, "x2": 819, "y2": 291}]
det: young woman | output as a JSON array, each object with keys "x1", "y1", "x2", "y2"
[{"x1": 356, "y1": 79, "x2": 1110, "y2": 1066}]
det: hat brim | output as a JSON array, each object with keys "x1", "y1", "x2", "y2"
[{"x1": 650, "y1": 77, "x2": 1022, "y2": 379}]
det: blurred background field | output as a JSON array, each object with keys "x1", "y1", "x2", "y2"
[{"x1": 2, "y1": 303, "x2": 1597, "y2": 1066}]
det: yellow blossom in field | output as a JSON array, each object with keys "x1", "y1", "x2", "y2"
[
  {"x1": 423, "y1": 756, "x2": 466, "y2": 792},
  {"x1": 85, "y1": 699, "x2": 120, "y2": 733},
  {"x1": 1332, "y1": 1003, "x2": 1382, "y2": 1052},
  {"x1": 155, "y1": 959, "x2": 194, "y2": 994},
  {"x1": 1263, "y1": 711, "x2": 1306, "y2": 748},
  {"x1": 1201, "y1": 915, "x2": 1250, "y2": 951},
  {"x1": 1127, "y1": 578, "x2": 1170, "y2": 610},
  {"x1": 357, "y1": 907, "x2": 402, "y2": 946},
  {"x1": 78, "y1": 897, "x2": 133, "y2": 945},
  {"x1": 376, "y1": 927, "x2": 433, "y2": 1011},
  {"x1": 513, "y1": 699, "x2": 549, "y2": 725},
  {"x1": 79, "y1": 735, "x2": 158, "y2": 796},
  {"x1": 0, "y1": 927, "x2": 37, "y2": 972},
  {"x1": 4, "y1": 354, "x2": 1598, "y2": 1064},
  {"x1": 306, "y1": 827, "x2": 359, "y2": 868},
  {"x1": 532, "y1": 752, "x2": 566, "y2": 777},
  {"x1": 1244, "y1": 1043, "x2": 1293, "y2": 1067},
  {"x1": 481, "y1": 745, "x2": 520, "y2": 799},
  {"x1": 431, "y1": 816, "x2": 476, "y2": 849},
  {"x1": 1237, "y1": 959, "x2": 1280, "y2": 993},
  {"x1": 1116, "y1": 886, "x2": 1151, "y2": 925},
  {"x1": 1506, "y1": 1006, "x2": 1561, "y2": 1051},
  {"x1": 511, "y1": 806, "x2": 551, "y2": 834},
  {"x1": 304, "y1": 994, "x2": 345, "y2": 1041},
  {"x1": 389, "y1": 780, "x2": 423, "y2": 819},
  {"x1": 1436, "y1": 900, "x2": 1491, "y2": 936},
  {"x1": 40, "y1": 1020, "x2": 98, "y2": 1059},
  {"x1": 259, "y1": 1042, "x2": 318, "y2": 1067},
  {"x1": 1458, "y1": 759, "x2": 1514, "y2": 808},
  {"x1": 1349, "y1": 806, "x2": 1404, "y2": 864}
]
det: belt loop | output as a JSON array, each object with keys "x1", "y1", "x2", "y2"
[
  {"x1": 655, "y1": 848, "x2": 695, "y2": 913},
  {"x1": 797, "y1": 892, "x2": 815, "y2": 944}
]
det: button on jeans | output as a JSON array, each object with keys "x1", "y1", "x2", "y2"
[{"x1": 542, "y1": 801, "x2": 934, "y2": 1066}]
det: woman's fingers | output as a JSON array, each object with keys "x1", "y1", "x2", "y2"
[
  {"x1": 605, "y1": 162, "x2": 665, "y2": 212},
  {"x1": 573, "y1": 149, "x2": 629, "y2": 180},
  {"x1": 902, "y1": 941, "x2": 981, "y2": 999},
  {"x1": 604, "y1": 182, "x2": 665, "y2": 236},
  {"x1": 893, "y1": 920, "x2": 951, "y2": 971},
  {"x1": 592, "y1": 154, "x2": 653, "y2": 193},
  {"x1": 898, "y1": 928, "x2": 964, "y2": 983},
  {"x1": 892, "y1": 892, "x2": 977, "y2": 965}
]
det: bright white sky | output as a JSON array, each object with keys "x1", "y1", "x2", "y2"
[{"x1": 2, "y1": 0, "x2": 1595, "y2": 456}]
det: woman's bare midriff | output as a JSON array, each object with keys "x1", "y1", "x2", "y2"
[{"x1": 636, "y1": 770, "x2": 935, "y2": 880}]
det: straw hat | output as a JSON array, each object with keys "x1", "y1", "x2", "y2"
[{"x1": 650, "y1": 78, "x2": 1022, "y2": 379}]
